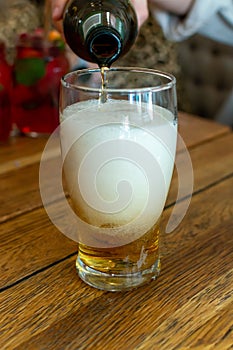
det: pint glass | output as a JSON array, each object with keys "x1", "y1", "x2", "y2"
[{"x1": 60, "y1": 67, "x2": 177, "y2": 291}]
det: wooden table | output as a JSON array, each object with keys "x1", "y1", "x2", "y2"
[{"x1": 0, "y1": 113, "x2": 232, "y2": 349}]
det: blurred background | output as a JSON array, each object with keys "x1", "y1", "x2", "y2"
[{"x1": 0, "y1": 0, "x2": 232, "y2": 143}]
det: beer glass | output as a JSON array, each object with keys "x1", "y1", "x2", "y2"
[{"x1": 60, "y1": 67, "x2": 177, "y2": 291}]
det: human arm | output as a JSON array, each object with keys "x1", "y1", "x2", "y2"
[
  {"x1": 50, "y1": 0, "x2": 149, "y2": 68},
  {"x1": 50, "y1": 0, "x2": 194, "y2": 23},
  {"x1": 50, "y1": 0, "x2": 233, "y2": 45},
  {"x1": 150, "y1": 0, "x2": 233, "y2": 45},
  {"x1": 51, "y1": 0, "x2": 149, "y2": 28},
  {"x1": 149, "y1": 0, "x2": 194, "y2": 15}
]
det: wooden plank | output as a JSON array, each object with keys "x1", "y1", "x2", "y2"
[
  {"x1": 135, "y1": 268, "x2": 233, "y2": 350},
  {"x1": 167, "y1": 132, "x2": 233, "y2": 206},
  {"x1": 0, "y1": 134, "x2": 233, "y2": 287},
  {"x1": 178, "y1": 112, "x2": 231, "y2": 150},
  {"x1": 0, "y1": 156, "x2": 64, "y2": 223},
  {"x1": 174, "y1": 306, "x2": 233, "y2": 349},
  {"x1": 2, "y1": 261, "x2": 232, "y2": 350},
  {"x1": 0, "y1": 114, "x2": 229, "y2": 176},
  {"x1": 0, "y1": 204, "x2": 77, "y2": 289},
  {"x1": 0, "y1": 135, "x2": 59, "y2": 175},
  {"x1": 1, "y1": 131, "x2": 232, "y2": 224},
  {"x1": 1, "y1": 173, "x2": 232, "y2": 292},
  {"x1": 0, "y1": 135, "x2": 49, "y2": 165},
  {"x1": 0, "y1": 178, "x2": 232, "y2": 349}
]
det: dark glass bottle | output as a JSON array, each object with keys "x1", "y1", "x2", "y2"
[{"x1": 63, "y1": 0, "x2": 138, "y2": 67}]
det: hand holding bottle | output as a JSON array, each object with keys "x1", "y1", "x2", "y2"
[
  {"x1": 62, "y1": 0, "x2": 139, "y2": 67},
  {"x1": 51, "y1": 0, "x2": 149, "y2": 30},
  {"x1": 50, "y1": 0, "x2": 194, "y2": 29}
]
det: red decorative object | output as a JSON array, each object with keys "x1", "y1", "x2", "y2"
[
  {"x1": 0, "y1": 42, "x2": 12, "y2": 143},
  {"x1": 11, "y1": 29, "x2": 70, "y2": 136}
]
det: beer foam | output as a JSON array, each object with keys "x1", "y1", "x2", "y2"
[{"x1": 60, "y1": 99, "x2": 177, "y2": 244}]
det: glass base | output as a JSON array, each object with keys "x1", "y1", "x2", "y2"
[{"x1": 76, "y1": 256, "x2": 161, "y2": 292}]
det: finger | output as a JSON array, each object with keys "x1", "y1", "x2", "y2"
[
  {"x1": 54, "y1": 19, "x2": 64, "y2": 35},
  {"x1": 51, "y1": 0, "x2": 68, "y2": 20},
  {"x1": 131, "y1": 0, "x2": 149, "y2": 27}
]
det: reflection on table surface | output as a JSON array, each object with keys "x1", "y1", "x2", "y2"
[{"x1": 0, "y1": 112, "x2": 232, "y2": 350}]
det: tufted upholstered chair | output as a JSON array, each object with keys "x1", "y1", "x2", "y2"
[{"x1": 177, "y1": 34, "x2": 233, "y2": 127}]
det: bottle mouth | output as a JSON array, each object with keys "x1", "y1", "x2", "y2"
[{"x1": 87, "y1": 28, "x2": 122, "y2": 67}]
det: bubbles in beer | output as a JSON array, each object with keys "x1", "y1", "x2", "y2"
[{"x1": 100, "y1": 66, "x2": 109, "y2": 104}]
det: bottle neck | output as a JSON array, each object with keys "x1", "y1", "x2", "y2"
[
  {"x1": 83, "y1": 10, "x2": 125, "y2": 66},
  {"x1": 63, "y1": 0, "x2": 138, "y2": 66},
  {"x1": 86, "y1": 27, "x2": 122, "y2": 67}
]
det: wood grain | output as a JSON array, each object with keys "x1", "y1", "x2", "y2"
[
  {"x1": 0, "y1": 113, "x2": 229, "y2": 174},
  {"x1": 0, "y1": 113, "x2": 230, "y2": 223},
  {"x1": 178, "y1": 112, "x2": 231, "y2": 150},
  {"x1": 1, "y1": 176, "x2": 232, "y2": 350},
  {"x1": 0, "y1": 136, "x2": 48, "y2": 166},
  {"x1": 0, "y1": 204, "x2": 77, "y2": 289},
  {"x1": 0, "y1": 114, "x2": 232, "y2": 350},
  {"x1": 1, "y1": 136, "x2": 233, "y2": 288},
  {"x1": 1, "y1": 132, "x2": 232, "y2": 224},
  {"x1": 0, "y1": 156, "x2": 63, "y2": 222}
]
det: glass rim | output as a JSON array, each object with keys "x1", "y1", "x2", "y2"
[{"x1": 61, "y1": 66, "x2": 176, "y2": 93}]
